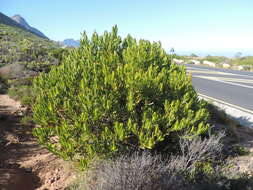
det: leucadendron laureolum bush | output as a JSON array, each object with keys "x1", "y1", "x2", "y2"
[{"x1": 32, "y1": 26, "x2": 209, "y2": 168}]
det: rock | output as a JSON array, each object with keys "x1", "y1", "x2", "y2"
[
  {"x1": 203, "y1": 60, "x2": 216, "y2": 67},
  {"x1": 222, "y1": 63, "x2": 231, "y2": 68},
  {"x1": 173, "y1": 58, "x2": 184, "y2": 64},
  {"x1": 16, "y1": 111, "x2": 24, "y2": 117},
  {"x1": 190, "y1": 60, "x2": 200, "y2": 65},
  {"x1": 25, "y1": 168, "x2": 32, "y2": 173},
  {"x1": 0, "y1": 63, "x2": 26, "y2": 79},
  {"x1": 50, "y1": 178, "x2": 55, "y2": 183},
  {"x1": 237, "y1": 65, "x2": 244, "y2": 70}
]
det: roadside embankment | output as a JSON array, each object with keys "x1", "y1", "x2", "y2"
[{"x1": 199, "y1": 93, "x2": 253, "y2": 128}]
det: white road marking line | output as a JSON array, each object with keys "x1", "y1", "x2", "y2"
[
  {"x1": 221, "y1": 78, "x2": 253, "y2": 84},
  {"x1": 194, "y1": 75, "x2": 253, "y2": 89},
  {"x1": 188, "y1": 69, "x2": 253, "y2": 84},
  {"x1": 187, "y1": 66, "x2": 215, "y2": 71},
  {"x1": 198, "y1": 93, "x2": 253, "y2": 115},
  {"x1": 192, "y1": 75, "x2": 253, "y2": 84},
  {"x1": 187, "y1": 70, "x2": 236, "y2": 75},
  {"x1": 186, "y1": 66, "x2": 253, "y2": 79}
]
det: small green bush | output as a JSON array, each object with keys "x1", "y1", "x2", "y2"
[
  {"x1": 0, "y1": 76, "x2": 7, "y2": 93},
  {"x1": 8, "y1": 85, "x2": 34, "y2": 106},
  {"x1": 231, "y1": 145, "x2": 250, "y2": 156},
  {"x1": 32, "y1": 26, "x2": 210, "y2": 168}
]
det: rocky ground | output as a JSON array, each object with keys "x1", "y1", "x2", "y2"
[
  {"x1": 0, "y1": 94, "x2": 77, "y2": 190},
  {"x1": 230, "y1": 126, "x2": 253, "y2": 173}
]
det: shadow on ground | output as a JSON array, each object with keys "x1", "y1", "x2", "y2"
[{"x1": 0, "y1": 110, "x2": 42, "y2": 190}]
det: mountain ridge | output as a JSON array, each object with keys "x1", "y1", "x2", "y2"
[
  {"x1": 0, "y1": 12, "x2": 48, "y2": 39},
  {"x1": 0, "y1": 12, "x2": 27, "y2": 30},
  {"x1": 61, "y1": 38, "x2": 80, "y2": 47},
  {"x1": 11, "y1": 14, "x2": 48, "y2": 39}
]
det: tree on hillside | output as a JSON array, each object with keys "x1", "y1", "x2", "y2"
[{"x1": 235, "y1": 52, "x2": 242, "y2": 58}]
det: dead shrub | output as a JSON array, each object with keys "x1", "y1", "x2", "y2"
[{"x1": 71, "y1": 132, "x2": 226, "y2": 190}]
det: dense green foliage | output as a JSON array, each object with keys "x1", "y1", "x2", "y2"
[{"x1": 33, "y1": 26, "x2": 209, "y2": 168}]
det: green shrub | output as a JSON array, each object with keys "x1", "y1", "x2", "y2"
[
  {"x1": 8, "y1": 84, "x2": 34, "y2": 106},
  {"x1": 231, "y1": 145, "x2": 250, "y2": 156},
  {"x1": 20, "y1": 115, "x2": 34, "y2": 126},
  {"x1": 32, "y1": 26, "x2": 210, "y2": 168},
  {"x1": 49, "y1": 48, "x2": 68, "y2": 63}
]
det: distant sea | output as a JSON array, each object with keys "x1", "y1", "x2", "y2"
[{"x1": 172, "y1": 49, "x2": 253, "y2": 58}]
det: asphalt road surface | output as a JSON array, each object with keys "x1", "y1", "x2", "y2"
[{"x1": 184, "y1": 64, "x2": 253, "y2": 114}]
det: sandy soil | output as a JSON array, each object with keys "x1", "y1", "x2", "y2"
[
  {"x1": 229, "y1": 126, "x2": 253, "y2": 174},
  {"x1": 0, "y1": 94, "x2": 77, "y2": 190}
]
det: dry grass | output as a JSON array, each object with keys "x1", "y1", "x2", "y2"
[{"x1": 69, "y1": 132, "x2": 226, "y2": 190}]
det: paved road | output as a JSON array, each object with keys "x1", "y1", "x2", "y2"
[{"x1": 184, "y1": 64, "x2": 253, "y2": 114}]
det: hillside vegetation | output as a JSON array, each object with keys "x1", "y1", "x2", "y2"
[
  {"x1": 204, "y1": 55, "x2": 253, "y2": 67},
  {"x1": 0, "y1": 12, "x2": 47, "y2": 39},
  {"x1": 0, "y1": 23, "x2": 60, "y2": 69},
  {"x1": 230, "y1": 56, "x2": 253, "y2": 65},
  {"x1": 176, "y1": 54, "x2": 253, "y2": 71},
  {"x1": 0, "y1": 20, "x2": 66, "y2": 101}
]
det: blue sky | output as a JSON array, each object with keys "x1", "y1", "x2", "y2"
[{"x1": 1, "y1": 0, "x2": 253, "y2": 55}]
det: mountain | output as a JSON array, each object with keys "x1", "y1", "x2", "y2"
[
  {"x1": 0, "y1": 12, "x2": 60, "y2": 70},
  {"x1": 0, "y1": 11, "x2": 65, "y2": 97},
  {"x1": 11, "y1": 14, "x2": 48, "y2": 39},
  {"x1": 0, "y1": 12, "x2": 48, "y2": 39},
  {"x1": 61, "y1": 38, "x2": 80, "y2": 47},
  {"x1": 0, "y1": 12, "x2": 26, "y2": 29}
]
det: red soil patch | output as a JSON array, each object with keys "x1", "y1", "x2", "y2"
[{"x1": 0, "y1": 94, "x2": 77, "y2": 190}]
